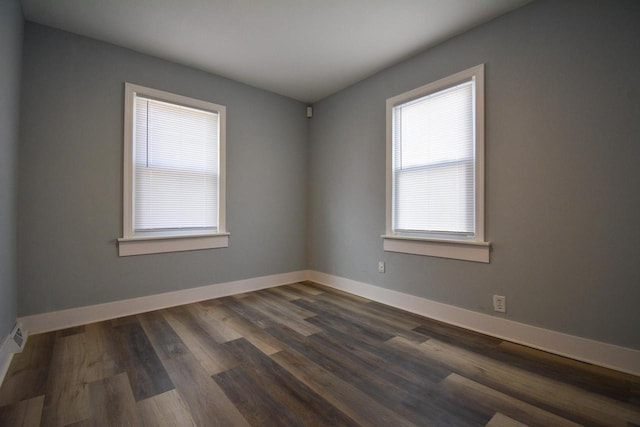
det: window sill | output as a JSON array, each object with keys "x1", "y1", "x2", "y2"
[
  {"x1": 118, "y1": 233, "x2": 229, "y2": 256},
  {"x1": 382, "y1": 235, "x2": 490, "y2": 263}
]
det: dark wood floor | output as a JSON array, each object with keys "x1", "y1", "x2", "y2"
[{"x1": 0, "y1": 282, "x2": 639, "y2": 426}]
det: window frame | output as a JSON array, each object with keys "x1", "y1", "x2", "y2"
[
  {"x1": 118, "y1": 83, "x2": 228, "y2": 256},
  {"x1": 383, "y1": 64, "x2": 490, "y2": 263}
]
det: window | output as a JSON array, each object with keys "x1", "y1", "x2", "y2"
[
  {"x1": 383, "y1": 65, "x2": 489, "y2": 263},
  {"x1": 118, "y1": 83, "x2": 228, "y2": 256}
]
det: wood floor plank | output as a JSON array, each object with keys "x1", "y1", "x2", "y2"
[
  {"x1": 244, "y1": 293, "x2": 322, "y2": 336},
  {"x1": 137, "y1": 389, "x2": 196, "y2": 427},
  {"x1": 111, "y1": 318, "x2": 175, "y2": 401},
  {"x1": 485, "y1": 412, "x2": 528, "y2": 427},
  {"x1": 412, "y1": 320, "x2": 503, "y2": 351},
  {"x1": 301, "y1": 282, "x2": 371, "y2": 302},
  {"x1": 137, "y1": 311, "x2": 189, "y2": 361},
  {"x1": 266, "y1": 325, "x2": 364, "y2": 384},
  {"x1": 271, "y1": 349, "x2": 418, "y2": 427},
  {"x1": 0, "y1": 332, "x2": 55, "y2": 406},
  {"x1": 390, "y1": 336, "x2": 640, "y2": 426},
  {"x1": 187, "y1": 302, "x2": 242, "y2": 343},
  {"x1": 214, "y1": 366, "x2": 307, "y2": 427},
  {"x1": 497, "y1": 341, "x2": 640, "y2": 405},
  {"x1": 400, "y1": 389, "x2": 493, "y2": 426},
  {"x1": 264, "y1": 285, "x2": 306, "y2": 301},
  {"x1": 312, "y1": 290, "x2": 423, "y2": 331},
  {"x1": 0, "y1": 395, "x2": 44, "y2": 427},
  {"x1": 304, "y1": 330, "x2": 489, "y2": 426},
  {"x1": 287, "y1": 282, "x2": 325, "y2": 296},
  {"x1": 55, "y1": 325, "x2": 86, "y2": 338},
  {"x1": 364, "y1": 299, "x2": 439, "y2": 325},
  {"x1": 306, "y1": 312, "x2": 395, "y2": 346},
  {"x1": 161, "y1": 353, "x2": 250, "y2": 427},
  {"x1": 88, "y1": 372, "x2": 143, "y2": 427},
  {"x1": 222, "y1": 338, "x2": 359, "y2": 427},
  {"x1": 267, "y1": 324, "x2": 414, "y2": 406},
  {"x1": 318, "y1": 320, "x2": 440, "y2": 387},
  {"x1": 64, "y1": 420, "x2": 91, "y2": 427},
  {"x1": 82, "y1": 321, "x2": 125, "y2": 384},
  {"x1": 276, "y1": 284, "x2": 318, "y2": 300},
  {"x1": 201, "y1": 302, "x2": 284, "y2": 355},
  {"x1": 223, "y1": 295, "x2": 279, "y2": 329},
  {"x1": 162, "y1": 306, "x2": 239, "y2": 375},
  {"x1": 253, "y1": 289, "x2": 319, "y2": 319},
  {"x1": 440, "y1": 373, "x2": 581, "y2": 427},
  {"x1": 306, "y1": 314, "x2": 451, "y2": 384},
  {"x1": 41, "y1": 333, "x2": 91, "y2": 426},
  {"x1": 292, "y1": 297, "x2": 428, "y2": 343},
  {"x1": 308, "y1": 327, "x2": 492, "y2": 426}
]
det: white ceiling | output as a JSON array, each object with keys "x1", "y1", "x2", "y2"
[{"x1": 21, "y1": 0, "x2": 530, "y2": 103}]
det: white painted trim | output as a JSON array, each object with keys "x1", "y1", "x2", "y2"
[
  {"x1": 19, "y1": 270, "x2": 311, "y2": 335},
  {"x1": 0, "y1": 324, "x2": 28, "y2": 386},
  {"x1": 118, "y1": 233, "x2": 229, "y2": 256},
  {"x1": 385, "y1": 64, "x2": 488, "y2": 262},
  {"x1": 122, "y1": 82, "x2": 228, "y2": 251},
  {"x1": 474, "y1": 64, "x2": 486, "y2": 243},
  {"x1": 0, "y1": 334, "x2": 15, "y2": 387},
  {"x1": 383, "y1": 235, "x2": 490, "y2": 263},
  {"x1": 123, "y1": 83, "x2": 134, "y2": 239},
  {"x1": 308, "y1": 271, "x2": 640, "y2": 376}
]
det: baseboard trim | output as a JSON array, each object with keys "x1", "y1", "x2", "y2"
[
  {"x1": 19, "y1": 270, "x2": 311, "y2": 335},
  {"x1": 16, "y1": 269, "x2": 639, "y2": 376},
  {"x1": 309, "y1": 271, "x2": 640, "y2": 377}
]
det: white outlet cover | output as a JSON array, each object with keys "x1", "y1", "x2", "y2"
[
  {"x1": 378, "y1": 261, "x2": 385, "y2": 273},
  {"x1": 493, "y1": 295, "x2": 506, "y2": 313}
]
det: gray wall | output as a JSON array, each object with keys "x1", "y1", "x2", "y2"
[
  {"x1": 18, "y1": 24, "x2": 308, "y2": 316},
  {"x1": 309, "y1": 0, "x2": 640, "y2": 349},
  {"x1": 16, "y1": 1, "x2": 640, "y2": 350},
  {"x1": 0, "y1": 0, "x2": 23, "y2": 340}
]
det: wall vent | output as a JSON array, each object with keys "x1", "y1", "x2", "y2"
[{"x1": 9, "y1": 322, "x2": 26, "y2": 352}]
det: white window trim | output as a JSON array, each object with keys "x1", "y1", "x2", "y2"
[
  {"x1": 383, "y1": 64, "x2": 490, "y2": 263},
  {"x1": 118, "y1": 83, "x2": 228, "y2": 256}
]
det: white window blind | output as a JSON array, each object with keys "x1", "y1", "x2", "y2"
[
  {"x1": 133, "y1": 96, "x2": 219, "y2": 232},
  {"x1": 392, "y1": 79, "x2": 475, "y2": 237}
]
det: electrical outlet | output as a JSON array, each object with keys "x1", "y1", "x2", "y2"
[
  {"x1": 378, "y1": 261, "x2": 385, "y2": 273},
  {"x1": 493, "y1": 295, "x2": 506, "y2": 313}
]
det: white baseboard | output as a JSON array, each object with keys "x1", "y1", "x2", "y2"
[
  {"x1": 309, "y1": 271, "x2": 640, "y2": 377},
  {"x1": 19, "y1": 270, "x2": 311, "y2": 335},
  {"x1": 16, "y1": 268, "x2": 639, "y2": 376}
]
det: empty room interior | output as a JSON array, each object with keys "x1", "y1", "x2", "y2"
[{"x1": 1, "y1": 0, "x2": 639, "y2": 425}]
